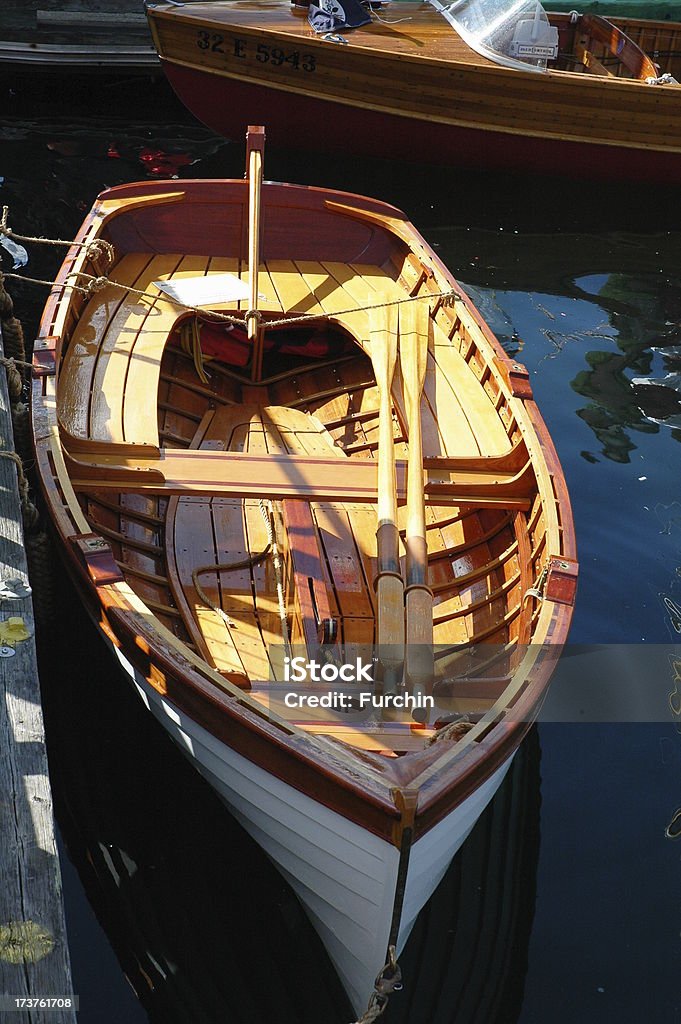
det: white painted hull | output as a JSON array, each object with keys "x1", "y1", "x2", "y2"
[{"x1": 112, "y1": 644, "x2": 512, "y2": 1014}]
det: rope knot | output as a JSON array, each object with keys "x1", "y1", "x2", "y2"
[
  {"x1": 441, "y1": 289, "x2": 461, "y2": 308},
  {"x1": 244, "y1": 308, "x2": 263, "y2": 327},
  {"x1": 85, "y1": 276, "x2": 109, "y2": 295},
  {"x1": 86, "y1": 238, "x2": 115, "y2": 270},
  {"x1": 427, "y1": 714, "x2": 473, "y2": 745},
  {"x1": 0, "y1": 356, "x2": 24, "y2": 402}
]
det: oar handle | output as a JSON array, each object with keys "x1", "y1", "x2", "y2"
[
  {"x1": 246, "y1": 126, "x2": 265, "y2": 380},
  {"x1": 404, "y1": 393, "x2": 427, "y2": 587},
  {"x1": 370, "y1": 300, "x2": 404, "y2": 672},
  {"x1": 399, "y1": 299, "x2": 434, "y2": 710}
]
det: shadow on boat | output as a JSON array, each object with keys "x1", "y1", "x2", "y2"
[{"x1": 37, "y1": 573, "x2": 541, "y2": 1024}]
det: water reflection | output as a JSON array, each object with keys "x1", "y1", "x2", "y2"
[
  {"x1": 39, "y1": 583, "x2": 541, "y2": 1024},
  {"x1": 571, "y1": 273, "x2": 681, "y2": 462},
  {"x1": 426, "y1": 226, "x2": 681, "y2": 463},
  {"x1": 39, "y1": 585, "x2": 350, "y2": 1024}
]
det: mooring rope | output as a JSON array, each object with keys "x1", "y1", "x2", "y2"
[
  {"x1": 426, "y1": 715, "x2": 474, "y2": 745},
  {"x1": 0, "y1": 356, "x2": 24, "y2": 402},
  {"x1": 3, "y1": 264, "x2": 461, "y2": 332},
  {"x1": 0, "y1": 450, "x2": 40, "y2": 531},
  {"x1": 0, "y1": 206, "x2": 115, "y2": 270}
]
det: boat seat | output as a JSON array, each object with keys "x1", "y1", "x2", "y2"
[{"x1": 62, "y1": 436, "x2": 534, "y2": 509}]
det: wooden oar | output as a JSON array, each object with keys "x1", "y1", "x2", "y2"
[
  {"x1": 399, "y1": 299, "x2": 434, "y2": 716},
  {"x1": 369, "y1": 300, "x2": 404, "y2": 688},
  {"x1": 246, "y1": 126, "x2": 265, "y2": 381}
]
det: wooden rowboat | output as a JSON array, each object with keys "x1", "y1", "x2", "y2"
[
  {"x1": 145, "y1": 0, "x2": 681, "y2": 183},
  {"x1": 31, "y1": 128, "x2": 576, "y2": 1015}
]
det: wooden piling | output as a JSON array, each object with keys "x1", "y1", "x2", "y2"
[{"x1": 0, "y1": 329, "x2": 76, "y2": 1023}]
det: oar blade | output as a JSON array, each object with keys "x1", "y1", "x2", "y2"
[
  {"x1": 399, "y1": 299, "x2": 430, "y2": 409},
  {"x1": 369, "y1": 296, "x2": 405, "y2": 671},
  {"x1": 369, "y1": 299, "x2": 398, "y2": 382}
]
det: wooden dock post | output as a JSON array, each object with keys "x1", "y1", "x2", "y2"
[{"x1": 0, "y1": 330, "x2": 76, "y2": 1023}]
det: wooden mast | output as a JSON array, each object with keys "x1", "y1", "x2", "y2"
[
  {"x1": 399, "y1": 299, "x2": 433, "y2": 713},
  {"x1": 246, "y1": 125, "x2": 265, "y2": 381}
]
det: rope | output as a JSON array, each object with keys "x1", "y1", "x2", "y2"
[
  {"x1": 426, "y1": 715, "x2": 474, "y2": 746},
  {"x1": 180, "y1": 319, "x2": 210, "y2": 384},
  {"x1": 190, "y1": 502, "x2": 291, "y2": 657},
  {"x1": 0, "y1": 450, "x2": 40, "y2": 532},
  {"x1": 3, "y1": 266, "x2": 461, "y2": 332},
  {"x1": 25, "y1": 530, "x2": 56, "y2": 630},
  {"x1": 0, "y1": 272, "x2": 27, "y2": 371},
  {"x1": 524, "y1": 558, "x2": 550, "y2": 603},
  {"x1": 1, "y1": 203, "x2": 461, "y2": 333},
  {"x1": 352, "y1": 946, "x2": 403, "y2": 1024},
  {"x1": 0, "y1": 356, "x2": 23, "y2": 402},
  {"x1": 0, "y1": 206, "x2": 115, "y2": 270},
  {"x1": 192, "y1": 547, "x2": 271, "y2": 630},
  {"x1": 369, "y1": 5, "x2": 413, "y2": 25}
]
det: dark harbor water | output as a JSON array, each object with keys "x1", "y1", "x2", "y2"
[{"x1": 1, "y1": 71, "x2": 680, "y2": 1023}]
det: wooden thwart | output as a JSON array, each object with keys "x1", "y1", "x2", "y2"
[{"x1": 63, "y1": 437, "x2": 534, "y2": 507}]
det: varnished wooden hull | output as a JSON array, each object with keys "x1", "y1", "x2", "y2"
[
  {"x1": 163, "y1": 61, "x2": 681, "y2": 183},
  {"x1": 147, "y1": 2, "x2": 681, "y2": 182},
  {"x1": 31, "y1": 171, "x2": 576, "y2": 1011}
]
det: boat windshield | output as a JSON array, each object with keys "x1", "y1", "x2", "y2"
[{"x1": 429, "y1": 0, "x2": 558, "y2": 72}]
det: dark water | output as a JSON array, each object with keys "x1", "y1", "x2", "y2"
[{"x1": 1, "y1": 71, "x2": 679, "y2": 1023}]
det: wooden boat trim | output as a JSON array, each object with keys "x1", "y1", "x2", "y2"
[
  {"x1": 148, "y1": 3, "x2": 681, "y2": 155},
  {"x1": 60, "y1": 440, "x2": 535, "y2": 509}
]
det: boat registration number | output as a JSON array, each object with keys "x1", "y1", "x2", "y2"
[{"x1": 197, "y1": 32, "x2": 317, "y2": 72}]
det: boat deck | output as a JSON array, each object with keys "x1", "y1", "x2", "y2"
[
  {"x1": 58, "y1": 251, "x2": 510, "y2": 456},
  {"x1": 152, "y1": 0, "x2": 495, "y2": 66}
]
